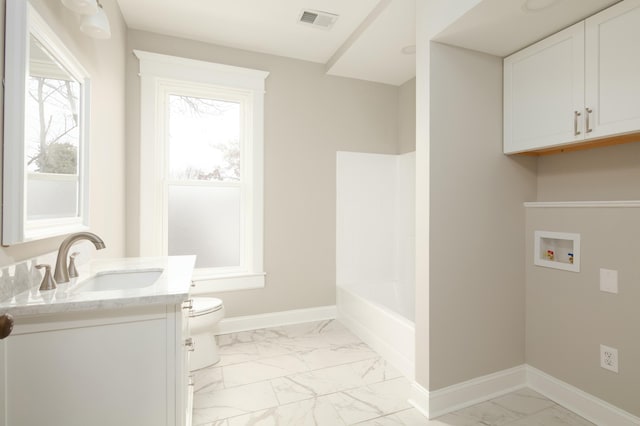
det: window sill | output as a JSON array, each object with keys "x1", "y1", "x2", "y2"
[{"x1": 190, "y1": 272, "x2": 265, "y2": 294}]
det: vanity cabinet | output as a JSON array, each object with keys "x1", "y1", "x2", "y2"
[
  {"x1": 0, "y1": 304, "x2": 192, "y2": 426},
  {"x1": 504, "y1": 0, "x2": 640, "y2": 154}
]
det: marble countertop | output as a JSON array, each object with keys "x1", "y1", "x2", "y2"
[{"x1": 0, "y1": 256, "x2": 195, "y2": 317}]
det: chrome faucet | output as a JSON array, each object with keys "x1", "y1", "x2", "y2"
[{"x1": 54, "y1": 232, "x2": 106, "y2": 284}]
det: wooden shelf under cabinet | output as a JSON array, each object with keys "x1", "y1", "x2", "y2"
[{"x1": 515, "y1": 131, "x2": 640, "y2": 156}]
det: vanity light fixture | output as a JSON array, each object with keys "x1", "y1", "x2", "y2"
[
  {"x1": 61, "y1": 0, "x2": 111, "y2": 39},
  {"x1": 61, "y1": 0, "x2": 98, "y2": 15},
  {"x1": 80, "y1": 1, "x2": 111, "y2": 39}
]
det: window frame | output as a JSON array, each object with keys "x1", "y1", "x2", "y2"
[{"x1": 135, "y1": 50, "x2": 268, "y2": 290}]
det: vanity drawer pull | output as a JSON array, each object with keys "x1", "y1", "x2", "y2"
[
  {"x1": 182, "y1": 299, "x2": 193, "y2": 311},
  {"x1": 184, "y1": 337, "x2": 195, "y2": 352}
]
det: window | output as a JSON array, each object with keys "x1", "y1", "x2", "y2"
[{"x1": 136, "y1": 51, "x2": 268, "y2": 290}]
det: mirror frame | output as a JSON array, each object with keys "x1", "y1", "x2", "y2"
[{"x1": 3, "y1": 0, "x2": 91, "y2": 245}]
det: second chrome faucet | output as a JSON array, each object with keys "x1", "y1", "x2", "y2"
[{"x1": 54, "y1": 232, "x2": 106, "y2": 284}]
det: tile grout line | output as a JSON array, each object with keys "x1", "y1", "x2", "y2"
[{"x1": 196, "y1": 320, "x2": 410, "y2": 424}]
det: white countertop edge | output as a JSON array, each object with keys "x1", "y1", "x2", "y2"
[
  {"x1": 0, "y1": 256, "x2": 195, "y2": 317},
  {"x1": 5, "y1": 293, "x2": 189, "y2": 317}
]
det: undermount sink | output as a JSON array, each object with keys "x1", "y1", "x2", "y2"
[{"x1": 78, "y1": 268, "x2": 163, "y2": 292}]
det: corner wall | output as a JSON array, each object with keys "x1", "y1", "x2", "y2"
[
  {"x1": 428, "y1": 42, "x2": 537, "y2": 390},
  {"x1": 0, "y1": 0, "x2": 127, "y2": 266},
  {"x1": 398, "y1": 78, "x2": 416, "y2": 154},
  {"x1": 415, "y1": 0, "x2": 487, "y2": 392}
]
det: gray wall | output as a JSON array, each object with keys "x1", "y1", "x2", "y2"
[
  {"x1": 398, "y1": 78, "x2": 416, "y2": 154},
  {"x1": 526, "y1": 206, "x2": 640, "y2": 417},
  {"x1": 0, "y1": 0, "x2": 127, "y2": 266},
  {"x1": 428, "y1": 42, "x2": 537, "y2": 390},
  {"x1": 125, "y1": 30, "x2": 401, "y2": 317},
  {"x1": 531, "y1": 113, "x2": 640, "y2": 415},
  {"x1": 537, "y1": 142, "x2": 640, "y2": 201}
]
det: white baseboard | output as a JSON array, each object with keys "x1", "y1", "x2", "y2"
[
  {"x1": 428, "y1": 365, "x2": 527, "y2": 419},
  {"x1": 526, "y1": 366, "x2": 640, "y2": 426},
  {"x1": 408, "y1": 382, "x2": 430, "y2": 418},
  {"x1": 214, "y1": 305, "x2": 337, "y2": 335},
  {"x1": 410, "y1": 364, "x2": 640, "y2": 424}
]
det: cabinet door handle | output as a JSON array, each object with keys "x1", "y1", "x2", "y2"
[
  {"x1": 182, "y1": 299, "x2": 193, "y2": 311},
  {"x1": 185, "y1": 337, "x2": 195, "y2": 352},
  {"x1": 585, "y1": 107, "x2": 593, "y2": 133},
  {"x1": 573, "y1": 110, "x2": 581, "y2": 136}
]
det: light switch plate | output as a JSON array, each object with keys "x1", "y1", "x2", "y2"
[{"x1": 600, "y1": 268, "x2": 618, "y2": 294}]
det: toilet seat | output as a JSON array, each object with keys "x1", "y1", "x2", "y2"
[{"x1": 190, "y1": 297, "x2": 223, "y2": 317}]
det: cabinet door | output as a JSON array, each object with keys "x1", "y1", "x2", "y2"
[
  {"x1": 585, "y1": 0, "x2": 640, "y2": 139},
  {"x1": 504, "y1": 22, "x2": 585, "y2": 154},
  {"x1": 2, "y1": 319, "x2": 168, "y2": 426}
]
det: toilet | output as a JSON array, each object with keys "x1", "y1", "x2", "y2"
[{"x1": 188, "y1": 297, "x2": 225, "y2": 371}]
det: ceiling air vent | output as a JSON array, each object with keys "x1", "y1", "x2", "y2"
[{"x1": 298, "y1": 9, "x2": 339, "y2": 30}]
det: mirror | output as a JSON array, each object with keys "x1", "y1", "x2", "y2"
[{"x1": 3, "y1": 0, "x2": 90, "y2": 245}]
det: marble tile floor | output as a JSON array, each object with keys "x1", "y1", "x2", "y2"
[{"x1": 192, "y1": 320, "x2": 594, "y2": 426}]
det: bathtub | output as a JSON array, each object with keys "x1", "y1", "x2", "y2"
[{"x1": 337, "y1": 283, "x2": 415, "y2": 380}]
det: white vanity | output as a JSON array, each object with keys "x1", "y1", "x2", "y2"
[{"x1": 0, "y1": 256, "x2": 195, "y2": 426}]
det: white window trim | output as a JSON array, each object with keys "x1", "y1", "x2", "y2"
[{"x1": 135, "y1": 50, "x2": 268, "y2": 290}]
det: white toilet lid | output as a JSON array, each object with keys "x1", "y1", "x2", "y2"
[{"x1": 190, "y1": 297, "x2": 224, "y2": 317}]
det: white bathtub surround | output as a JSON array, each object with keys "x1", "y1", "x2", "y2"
[
  {"x1": 337, "y1": 285, "x2": 415, "y2": 379},
  {"x1": 336, "y1": 151, "x2": 416, "y2": 320},
  {"x1": 336, "y1": 151, "x2": 416, "y2": 381}
]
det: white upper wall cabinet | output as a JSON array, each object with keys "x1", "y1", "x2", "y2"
[
  {"x1": 504, "y1": 0, "x2": 640, "y2": 154},
  {"x1": 504, "y1": 22, "x2": 585, "y2": 154},
  {"x1": 585, "y1": 0, "x2": 640, "y2": 139}
]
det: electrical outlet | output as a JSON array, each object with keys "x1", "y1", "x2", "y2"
[{"x1": 600, "y1": 345, "x2": 619, "y2": 373}]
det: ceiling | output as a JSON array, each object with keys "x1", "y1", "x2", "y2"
[
  {"x1": 116, "y1": 0, "x2": 621, "y2": 87},
  {"x1": 434, "y1": 0, "x2": 621, "y2": 57},
  {"x1": 116, "y1": 0, "x2": 417, "y2": 86}
]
